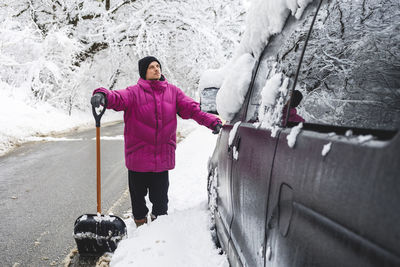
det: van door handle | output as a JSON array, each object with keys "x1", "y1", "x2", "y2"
[
  {"x1": 228, "y1": 136, "x2": 241, "y2": 153},
  {"x1": 236, "y1": 137, "x2": 241, "y2": 152}
]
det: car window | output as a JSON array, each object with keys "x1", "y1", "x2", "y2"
[
  {"x1": 297, "y1": 0, "x2": 400, "y2": 130},
  {"x1": 246, "y1": 2, "x2": 319, "y2": 125}
]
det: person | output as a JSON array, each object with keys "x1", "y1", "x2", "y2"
[
  {"x1": 91, "y1": 56, "x2": 222, "y2": 227},
  {"x1": 282, "y1": 89, "x2": 305, "y2": 123}
]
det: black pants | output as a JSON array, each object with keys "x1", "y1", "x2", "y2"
[{"x1": 128, "y1": 170, "x2": 169, "y2": 220}]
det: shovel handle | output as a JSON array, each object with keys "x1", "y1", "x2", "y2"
[
  {"x1": 96, "y1": 126, "x2": 101, "y2": 214},
  {"x1": 92, "y1": 101, "x2": 107, "y2": 128},
  {"x1": 92, "y1": 102, "x2": 107, "y2": 214}
]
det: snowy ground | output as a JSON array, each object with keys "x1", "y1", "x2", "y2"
[
  {"x1": 110, "y1": 126, "x2": 227, "y2": 267},
  {"x1": 1, "y1": 93, "x2": 226, "y2": 266}
]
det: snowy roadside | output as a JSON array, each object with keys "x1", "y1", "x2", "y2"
[
  {"x1": 0, "y1": 93, "x2": 197, "y2": 157},
  {"x1": 109, "y1": 126, "x2": 228, "y2": 267},
  {"x1": 0, "y1": 93, "x2": 122, "y2": 156}
]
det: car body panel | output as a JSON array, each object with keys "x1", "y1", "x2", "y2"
[
  {"x1": 230, "y1": 123, "x2": 279, "y2": 266},
  {"x1": 205, "y1": 0, "x2": 400, "y2": 265},
  {"x1": 214, "y1": 125, "x2": 235, "y2": 237},
  {"x1": 265, "y1": 126, "x2": 400, "y2": 266}
]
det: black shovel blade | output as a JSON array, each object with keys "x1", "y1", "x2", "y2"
[{"x1": 74, "y1": 214, "x2": 127, "y2": 256}]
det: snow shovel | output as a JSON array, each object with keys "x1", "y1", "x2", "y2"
[{"x1": 73, "y1": 103, "x2": 127, "y2": 256}]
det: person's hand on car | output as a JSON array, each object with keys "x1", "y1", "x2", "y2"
[
  {"x1": 91, "y1": 93, "x2": 106, "y2": 108},
  {"x1": 213, "y1": 123, "x2": 223, "y2": 134}
]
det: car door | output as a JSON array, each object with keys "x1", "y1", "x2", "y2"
[
  {"x1": 212, "y1": 122, "x2": 235, "y2": 254},
  {"x1": 228, "y1": 1, "x2": 323, "y2": 266},
  {"x1": 264, "y1": 0, "x2": 400, "y2": 266}
]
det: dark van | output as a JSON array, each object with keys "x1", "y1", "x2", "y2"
[{"x1": 202, "y1": 0, "x2": 400, "y2": 266}]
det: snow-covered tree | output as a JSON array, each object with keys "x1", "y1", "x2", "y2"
[{"x1": 0, "y1": 0, "x2": 246, "y2": 114}]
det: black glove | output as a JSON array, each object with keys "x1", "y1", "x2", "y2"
[
  {"x1": 212, "y1": 123, "x2": 222, "y2": 134},
  {"x1": 91, "y1": 93, "x2": 106, "y2": 108}
]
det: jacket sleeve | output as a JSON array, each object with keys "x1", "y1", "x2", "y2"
[
  {"x1": 176, "y1": 87, "x2": 221, "y2": 130},
  {"x1": 93, "y1": 86, "x2": 134, "y2": 111}
]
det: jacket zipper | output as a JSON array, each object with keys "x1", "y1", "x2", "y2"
[{"x1": 152, "y1": 90, "x2": 159, "y2": 170}]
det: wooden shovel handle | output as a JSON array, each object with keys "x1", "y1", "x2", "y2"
[
  {"x1": 96, "y1": 126, "x2": 101, "y2": 214},
  {"x1": 92, "y1": 101, "x2": 107, "y2": 214}
]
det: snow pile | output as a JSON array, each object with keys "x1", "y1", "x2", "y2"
[
  {"x1": 259, "y1": 70, "x2": 290, "y2": 135},
  {"x1": 0, "y1": 90, "x2": 121, "y2": 156},
  {"x1": 111, "y1": 208, "x2": 227, "y2": 267},
  {"x1": 260, "y1": 73, "x2": 284, "y2": 107},
  {"x1": 287, "y1": 122, "x2": 303, "y2": 148},
  {"x1": 198, "y1": 69, "x2": 227, "y2": 92},
  {"x1": 216, "y1": 53, "x2": 255, "y2": 121},
  {"x1": 94, "y1": 136, "x2": 124, "y2": 141},
  {"x1": 237, "y1": 0, "x2": 314, "y2": 58},
  {"x1": 24, "y1": 136, "x2": 83, "y2": 142},
  {"x1": 168, "y1": 127, "x2": 218, "y2": 212},
  {"x1": 110, "y1": 127, "x2": 226, "y2": 266}
]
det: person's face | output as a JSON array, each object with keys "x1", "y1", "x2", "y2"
[{"x1": 146, "y1": 61, "x2": 161, "y2": 80}]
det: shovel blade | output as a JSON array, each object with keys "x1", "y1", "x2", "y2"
[{"x1": 74, "y1": 214, "x2": 127, "y2": 256}]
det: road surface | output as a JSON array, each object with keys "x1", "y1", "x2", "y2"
[{"x1": 0, "y1": 122, "x2": 131, "y2": 266}]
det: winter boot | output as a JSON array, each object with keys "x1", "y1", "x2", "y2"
[
  {"x1": 150, "y1": 213, "x2": 157, "y2": 222},
  {"x1": 134, "y1": 217, "x2": 147, "y2": 227}
]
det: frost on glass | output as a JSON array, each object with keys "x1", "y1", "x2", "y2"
[
  {"x1": 298, "y1": 0, "x2": 400, "y2": 130},
  {"x1": 200, "y1": 87, "x2": 219, "y2": 114},
  {"x1": 246, "y1": 6, "x2": 315, "y2": 129}
]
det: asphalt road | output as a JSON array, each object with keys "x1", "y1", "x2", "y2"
[{"x1": 0, "y1": 122, "x2": 131, "y2": 266}]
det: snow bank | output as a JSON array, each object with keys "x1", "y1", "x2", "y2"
[
  {"x1": 111, "y1": 208, "x2": 227, "y2": 267},
  {"x1": 0, "y1": 91, "x2": 122, "y2": 156},
  {"x1": 110, "y1": 127, "x2": 226, "y2": 266},
  {"x1": 168, "y1": 126, "x2": 218, "y2": 212}
]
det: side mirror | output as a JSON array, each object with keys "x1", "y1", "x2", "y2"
[{"x1": 200, "y1": 87, "x2": 219, "y2": 115}]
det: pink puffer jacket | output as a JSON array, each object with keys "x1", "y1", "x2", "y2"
[{"x1": 94, "y1": 77, "x2": 221, "y2": 172}]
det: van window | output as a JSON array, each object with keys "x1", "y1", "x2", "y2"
[
  {"x1": 297, "y1": 0, "x2": 400, "y2": 130},
  {"x1": 246, "y1": 3, "x2": 319, "y2": 125}
]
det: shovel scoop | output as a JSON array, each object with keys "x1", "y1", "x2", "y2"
[{"x1": 73, "y1": 103, "x2": 127, "y2": 256}]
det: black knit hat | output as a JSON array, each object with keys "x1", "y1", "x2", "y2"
[{"x1": 138, "y1": 56, "x2": 161, "y2": 80}]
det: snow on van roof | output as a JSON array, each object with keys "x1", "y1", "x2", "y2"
[
  {"x1": 202, "y1": 0, "x2": 314, "y2": 122},
  {"x1": 197, "y1": 68, "x2": 226, "y2": 92}
]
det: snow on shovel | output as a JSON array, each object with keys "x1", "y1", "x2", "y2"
[{"x1": 73, "y1": 103, "x2": 127, "y2": 256}]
